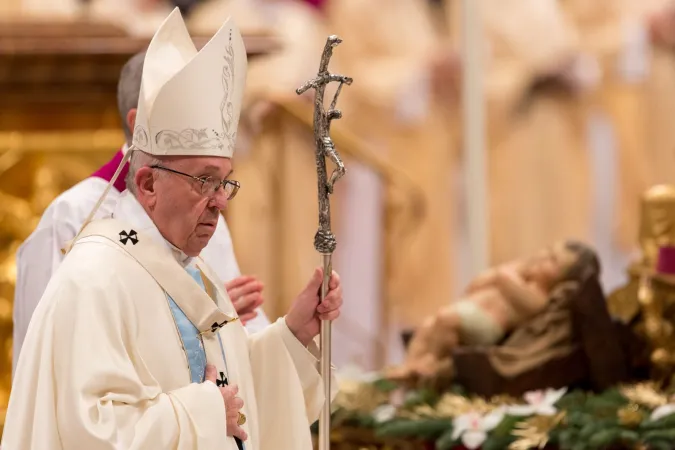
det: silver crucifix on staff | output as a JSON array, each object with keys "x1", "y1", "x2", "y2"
[{"x1": 296, "y1": 35, "x2": 352, "y2": 450}]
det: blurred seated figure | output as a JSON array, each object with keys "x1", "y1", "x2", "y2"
[
  {"x1": 19, "y1": 0, "x2": 200, "y2": 37},
  {"x1": 387, "y1": 241, "x2": 597, "y2": 384},
  {"x1": 86, "y1": 0, "x2": 175, "y2": 36},
  {"x1": 189, "y1": 0, "x2": 326, "y2": 98}
]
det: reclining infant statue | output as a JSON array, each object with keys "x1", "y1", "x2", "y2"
[{"x1": 388, "y1": 240, "x2": 600, "y2": 385}]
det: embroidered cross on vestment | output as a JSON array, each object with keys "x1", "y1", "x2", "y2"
[{"x1": 119, "y1": 229, "x2": 139, "y2": 245}]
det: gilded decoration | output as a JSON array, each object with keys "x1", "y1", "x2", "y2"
[
  {"x1": 609, "y1": 184, "x2": 675, "y2": 387},
  {"x1": 0, "y1": 131, "x2": 124, "y2": 430}
]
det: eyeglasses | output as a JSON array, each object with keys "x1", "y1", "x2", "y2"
[{"x1": 150, "y1": 165, "x2": 240, "y2": 200}]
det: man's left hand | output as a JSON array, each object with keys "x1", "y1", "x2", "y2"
[
  {"x1": 226, "y1": 276, "x2": 264, "y2": 324},
  {"x1": 286, "y1": 267, "x2": 343, "y2": 346}
]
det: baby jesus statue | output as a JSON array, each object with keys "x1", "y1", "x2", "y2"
[{"x1": 388, "y1": 240, "x2": 596, "y2": 384}]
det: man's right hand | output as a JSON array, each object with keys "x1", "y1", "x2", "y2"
[{"x1": 205, "y1": 365, "x2": 247, "y2": 442}]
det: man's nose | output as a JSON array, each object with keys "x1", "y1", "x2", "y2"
[{"x1": 208, "y1": 188, "x2": 229, "y2": 210}]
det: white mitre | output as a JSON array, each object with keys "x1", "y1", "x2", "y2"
[
  {"x1": 133, "y1": 7, "x2": 247, "y2": 159},
  {"x1": 65, "y1": 8, "x2": 247, "y2": 252}
]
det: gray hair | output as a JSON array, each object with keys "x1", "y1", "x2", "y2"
[
  {"x1": 125, "y1": 150, "x2": 163, "y2": 195},
  {"x1": 117, "y1": 52, "x2": 146, "y2": 145}
]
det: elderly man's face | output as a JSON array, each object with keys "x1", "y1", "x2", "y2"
[{"x1": 141, "y1": 155, "x2": 232, "y2": 256}]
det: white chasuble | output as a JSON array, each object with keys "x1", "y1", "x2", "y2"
[{"x1": 4, "y1": 212, "x2": 335, "y2": 450}]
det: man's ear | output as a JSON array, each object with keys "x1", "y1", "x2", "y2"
[
  {"x1": 134, "y1": 166, "x2": 157, "y2": 207},
  {"x1": 126, "y1": 108, "x2": 137, "y2": 133}
]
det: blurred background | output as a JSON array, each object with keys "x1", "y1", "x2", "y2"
[{"x1": 1, "y1": 0, "x2": 674, "y2": 430}]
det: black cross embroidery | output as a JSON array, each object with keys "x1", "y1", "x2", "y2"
[
  {"x1": 210, "y1": 321, "x2": 226, "y2": 333},
  {"x1": 216, "y1": 371, "x2": 228, "y2": 387},
  {"x1": 199, "y1": 318, "x2": 239, "y2": 337},
  {"x1": 119, "y1": 229, "x2": 139, "y2": 245}
]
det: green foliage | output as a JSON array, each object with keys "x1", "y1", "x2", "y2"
[
  {"x1": 324, "y1": 384, "x2": 675, "y2": 450},
  {"x1": 640, "y1": 413, "x2": 675, "y2": 431},
  {"x1": 642, "y1": 428, "x2": 675, "y2": 442},
  {"x1": 589, "y1": 429, "x2": 639, "y2": 449},
  {"x1": 372, "y1": 378, "x2": 399, "y2": 393},
  {"x1": 402, "y1": 387, "x2": 441, "y2": 409},
  {"x1": 481, "y1": 415, "x2": 520, "y2": 450},
  {"x1": 434, "y1": 428, "x2": 458, "y2": 450},
  {"x1": 376, "y1": 418, "x2": 451, "y2": 440},
  {"x1": 482, "y1": 434, "x2": 516, "y2": 450}
]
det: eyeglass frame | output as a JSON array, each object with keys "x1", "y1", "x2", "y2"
[{"x1": 149, "y1": 164, "x2": 240, "y2": 200}]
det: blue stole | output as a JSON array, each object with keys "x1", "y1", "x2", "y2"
[
  {"x1": 166, "y1": 265, "x2": 207, "y2": 383},
  {"x1": 166, "y1": 264, "x2": 244, "y2": 450}
]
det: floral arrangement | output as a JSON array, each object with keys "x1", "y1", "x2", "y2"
[{"x1": 328, "y1": 368, "x2": 675, "y2": 450}]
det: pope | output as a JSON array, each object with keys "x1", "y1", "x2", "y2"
[{"x1": 4, "y1": 9, "x2": 342, "y2": 450}]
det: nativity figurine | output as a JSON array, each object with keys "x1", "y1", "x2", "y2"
[{"x1": 387, "y1": 240, "x2": 599, "y2": 385}]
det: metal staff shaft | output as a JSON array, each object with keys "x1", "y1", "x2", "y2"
[{"x1": 319, "y1": 253, "x2": 332, "y2": 450}]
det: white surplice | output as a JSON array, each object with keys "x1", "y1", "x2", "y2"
[
  {"x1": 13, "y1": 165, "x2": 270, "y2": 375},
  {"x1": 4, "y1": 191, "x2": 335, "y2": 450}
]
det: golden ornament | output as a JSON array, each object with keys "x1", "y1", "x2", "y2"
[
  {"x1": 620, "y1": 382, "x2": 669, "y2": 408},
  {"x1": 398, "y1": 392, "x2": 516, "y2": 420},
  {"x1": 617, "y1": 404, "x2": 645, "y2": 428},
  {"x1": 433, "y1": 394, "x2": 490, "y2": 418},
  {"x1": 489, "y1": 394, "x2": 520, "y2": 405},
  {"x1": 508, "y1": 412, "x2": 565, "y2": 450},
  {"x1": 333, "y1": 380, "x2": 389, "y2": 413}
]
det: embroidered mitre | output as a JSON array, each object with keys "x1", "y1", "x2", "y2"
[
  {"x1": 64, "y1": 9, "x2": 247, "y2": 254},
  {"x1": 132, "y1": 7, "x2": 247, "y2": 158}
]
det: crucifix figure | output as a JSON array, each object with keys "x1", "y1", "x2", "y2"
[{"x1": 296, "y1": 36, "x2": 352, "y2": 256}]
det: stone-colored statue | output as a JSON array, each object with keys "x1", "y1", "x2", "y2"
[{"x1": 388, "y1": 240, "x2": 595, "y2": 383}]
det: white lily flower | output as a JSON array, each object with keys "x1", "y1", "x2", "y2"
[
  {"x1": 372, "y1": 404, "x2": 397, "y2": 423},
  {"x1": 507, "y1": 387, "x2": 568, "y2": 416},
  {"x1": 651, "y1": 404, "x2": 675, "y2": 422},
  {"x1": 451, "y1": 409, "x2": 505, "y2": 449},
  {"x1": 335, "y1": 363, "x2": 380, "y2": 384}
]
